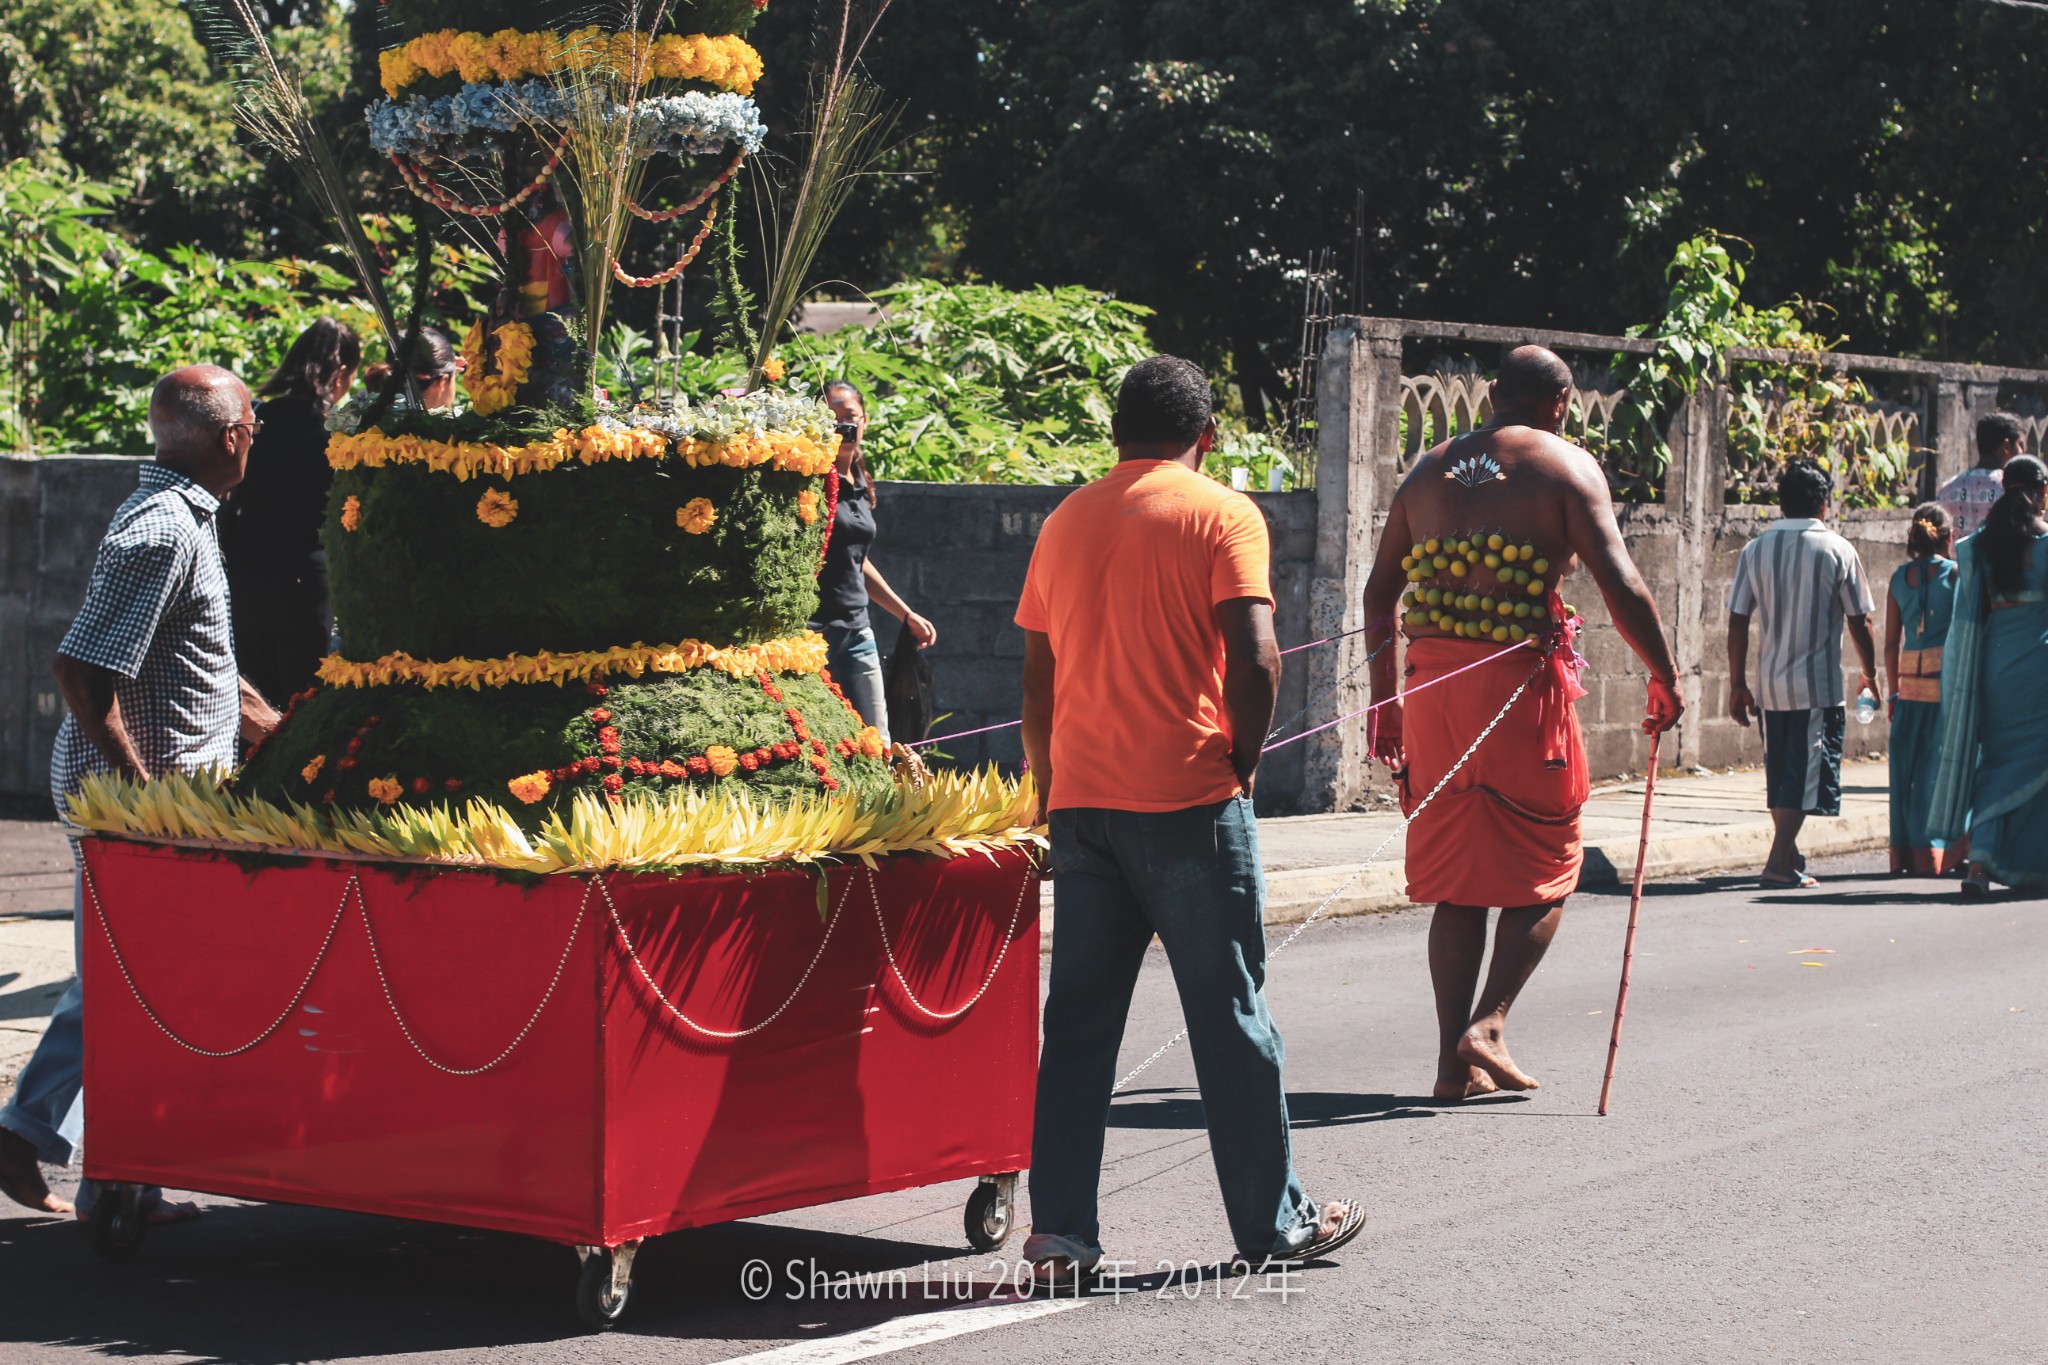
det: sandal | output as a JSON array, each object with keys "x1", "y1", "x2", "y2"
[
  {"x1": 1960, "y1": 870, "x2": 1993, "y2": 899},
  {"x1": 1020, "y1": 1231, "x2": 1102, "y2": 1278},
  {"x1": 1258, "y1": 1198, "x2": 1366, "y2": 1267},
  {"x1": 1758, "y1": 871, "x2": 1819, "y2": 889}
]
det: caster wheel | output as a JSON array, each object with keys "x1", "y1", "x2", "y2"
[
  {"x1": 964, "y1": 1179, "x2": 1012, "y2": 1253},
  {"x1": 87, "y1": 1184, "x2": 148, "y2": 1262},
  {"x1": 575, "y1": 1242, "x2": 638, "y2": 1331}
]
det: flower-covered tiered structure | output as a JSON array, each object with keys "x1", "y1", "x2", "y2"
[{"x1": 234, "y1": 0, "x2": 900, "y2": 826}]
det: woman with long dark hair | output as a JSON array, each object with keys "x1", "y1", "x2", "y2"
[
  {"x1": 224, "y1": 316, "x2": 360, "y2": 704},
  {"x1": 807, "y1": 379, "x2": 934, "y2": 747},
  {"x1": 1929, "y1": 454, "x2": 2048, "y2": 894},
  {"x1": 1883, "y1": 503, "x2": 1960, "y2": 874}
]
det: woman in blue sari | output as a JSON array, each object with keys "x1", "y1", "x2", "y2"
[
  {"x1": 1929, "y1": 456, "x2": 2048, "y2": 896},
  {"x1": 1885, "y1": 504, "x2": 1961, "y2": 875}
]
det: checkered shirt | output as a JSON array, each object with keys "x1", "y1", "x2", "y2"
[{"x1": 49, "y1": 463, "x2": 239, "y2": 808}]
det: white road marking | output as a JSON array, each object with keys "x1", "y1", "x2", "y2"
[{"x1": 706, "y1": 1296, "x2": 1090, "y2": 1364}]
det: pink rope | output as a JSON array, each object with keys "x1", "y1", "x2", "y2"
[
  {"x1": 901, "y1": 719, "x2": 1023, "y2": 750},
  {"x1": 1260, "y1": 636, "x2": 1538, "y2": 753}
]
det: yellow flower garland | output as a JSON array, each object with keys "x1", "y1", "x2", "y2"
[
  {"x1": 316, "y1": 632, "x2": 830, "y2": 691},
  {"x1": 460, "y1": 320, "x2": 535, "y2": 417},
  {"x1": 379, "y1": 28, "x2": 763, "y2": 98},
  {"x1": 327, "y1": 423, "x2": 834, "y2": 481}
]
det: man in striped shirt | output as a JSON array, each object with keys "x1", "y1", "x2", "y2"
[{"x1": 1726, "y1": 460, "x2": 1878, "y2": 888}]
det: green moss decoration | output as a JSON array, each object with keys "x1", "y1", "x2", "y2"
[
  {"x1": 325, "y1": 459, "x2": 828, "y2": 659},
  {"x1": 237, "y1": 668, "x2": 889, "y2": 821}
]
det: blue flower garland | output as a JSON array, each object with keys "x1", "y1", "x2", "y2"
[{"x1": 369, "y1": 83, "x2": 768, "y2": 160}]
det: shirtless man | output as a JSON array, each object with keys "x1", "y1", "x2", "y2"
[{"x1": 1361, "y1": 345, "x2": 1683, "y2": 1101}]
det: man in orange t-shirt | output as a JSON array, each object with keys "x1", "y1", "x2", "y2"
[{"x1": 1014, "y1": 356, "x2": 1361, "y2": 1276}]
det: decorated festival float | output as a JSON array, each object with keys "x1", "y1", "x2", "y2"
[{"x1": 65, "y1": 0, "x2": 1040, "y2": 1327}]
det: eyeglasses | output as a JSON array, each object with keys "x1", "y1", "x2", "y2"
[{"x1": 223, "y1": 420, "x2": 264, "y2": 439}]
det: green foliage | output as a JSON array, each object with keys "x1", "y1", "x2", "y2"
[
  {"x1": 1600, "y1": 234, "x2": 1923, "y2": 509},
  {"x1": 0, "y1": 161, "x2": 499, "y2": 453},
  {"x1": 326, "y1": 461, "x2": 831, "y2": 660},
  {"x1": 235, "y1": 668, "x2": 891, "y2": 820}
]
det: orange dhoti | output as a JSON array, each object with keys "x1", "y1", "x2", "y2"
[{"x1": 1397, "y1": 635, "x2": 1590, "y2": 907}]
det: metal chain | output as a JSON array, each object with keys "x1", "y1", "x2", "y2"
[
  {"x1": 600, "y1": 872, "x2": 852, "y2": 1039},
  {"x1": 1111, "y1": 652, "x2": 1546, "y2": 1094},
  {"x1": 82, "y1": 858, "x2": 350, "y2": 1059},
  {"x1": 359, "y1": 877, "x2": 587, "y2": 1076},
  {"x1": 869, "y1": 863, "x2": 1034, "y2": 1022}
]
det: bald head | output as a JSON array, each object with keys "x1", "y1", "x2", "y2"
[
  {"x1": 149, "y1": 365, "x2": 254, "y2": 495},
  {"x1": 1492, "y1": 342, "x2": 1568, "y2": 404}
]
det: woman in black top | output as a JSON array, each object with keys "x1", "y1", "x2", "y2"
[
  {"x1": 224, "y1": 317, "x2": 360, "y2": 704},
  {"x1": 809, "y1": 380, "x2": 934, "y2": 747}
]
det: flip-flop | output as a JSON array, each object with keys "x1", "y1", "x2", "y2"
[
  {"x1": 1259, "y1": 1197, "x2": 1366, "y2": 1268},
  {"x1": 1758, "y1": 872, "x2": 1818, "y2": 889}
]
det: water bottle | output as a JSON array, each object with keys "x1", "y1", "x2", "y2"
[{"x1": 1854, "y1": 687, "x2": 1878, "y2": 726}]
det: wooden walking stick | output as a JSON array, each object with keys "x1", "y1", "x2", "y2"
[{"x1": 1598, "y1": 730, "x2": 1661, "y2": 1116}]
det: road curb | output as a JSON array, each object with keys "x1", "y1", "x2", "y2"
[
  {"x1": 1035, "y1": 808, "x2": 1889, "y2": 945},
  {"x1": 1258, "y1": 810, "x2": 1889, "y2": 926}
]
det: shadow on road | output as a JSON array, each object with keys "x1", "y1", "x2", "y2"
[
  {"x1": 0, "y1": 1194, "x2": 1026, "y2": 1359},
  {"x1": 1109, "y1": 1087, "x2": 1503, "y2": 1130}
]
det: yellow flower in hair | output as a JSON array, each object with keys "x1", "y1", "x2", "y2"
[
  {"x1": 340, "y1": 495, "x2": 362, "y2": 532},
  {"x1": 705, "y1": 745, "x2": 739, "y2": 777},
  {"x1": 475, "y1": 488, "x2": 519, "y2": 527},
  {"x1": 796, "y1": 489, "x2": 820, "y2": 524},
  {"x1": 677, "y1": 497, "x2": 717, "y2": 534},
  {"x1": 507, "y1": 771, "x2": 551, "y2": 804},
  {"x1": 366, "y1": 776, "x2": 403, "y2": 804},
  {"x1": 301, "y1": 754, "x2": 327, "y2": 783}
]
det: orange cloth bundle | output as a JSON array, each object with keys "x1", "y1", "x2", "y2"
[{"x1": 1398, "y1": 635, "x2": 1590, "y2": 907}]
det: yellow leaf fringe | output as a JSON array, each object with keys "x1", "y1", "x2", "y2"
[
  {"x1": 65, "y1": 768, "x2": 1044, "y2": 874},
  {"x1": 315, "y1": 632, "x2": 829, "y2": 690},
  {"x1": 326, "y1": 424, "x2": 835, "y2": 481}
]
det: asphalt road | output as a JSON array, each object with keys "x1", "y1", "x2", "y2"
[{"x1": 3, "y1": 853, "x2": 2042, "y2": 1365}]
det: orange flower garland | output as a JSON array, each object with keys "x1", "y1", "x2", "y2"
[
  {"x1": 378, "y1": 29, "x2": 763, "y2": 99},
  {"x1": 366, "y1": 776, "x2": 403, "y2": 804},
  {"x1": 327, "y1": 423, "x2": 832, "y2": 480},
  {"x1": 340, "y1": 495, "x2": 362, "y2": 531},
  {"x1": 315, "y1": 632, "x2": 830, "y2": 691},
  {"x1": 460, "y1": 320, "x2": 535, "y2": 417}
]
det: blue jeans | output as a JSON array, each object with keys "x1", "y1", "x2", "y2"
[
  {"x1": 821, "y1": 624, "x2": 890, "y2": 748},
  {"x1": 1031, "y1": 797, "x2": 1320, "y2": 1259},
  {"x1": 1, "y1": 859, "x2": 85, "y2": 1167},
  {"x1": 1, "y1": 855, "x2": 159, "y2": 1217}
]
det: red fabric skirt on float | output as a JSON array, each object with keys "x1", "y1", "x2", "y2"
[{"x1": 78, "y1": 837, "x2": 1039, "y2": 1247}]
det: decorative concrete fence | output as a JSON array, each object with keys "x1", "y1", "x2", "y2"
[
  {"x1": 1302, "y1": 316, "x2": 2048, "y2": 812},
  {"x1": 6, "y1": 317, "x2": 2045, "y2": 813}
]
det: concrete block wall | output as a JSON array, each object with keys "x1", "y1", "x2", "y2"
[{"x1": 0, "y1": 455, "x2": 150, "y2": 807}]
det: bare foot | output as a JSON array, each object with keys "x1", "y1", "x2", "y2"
[
  {"x1": 1458, "y1": 1021, "x2": 1540, "y2": 1091},
  {"x1": 0, "y1": 1129, "x2": 73, "y2": 1216},
  {"x1": 1432, "y1": 1062, "x2": 1500, "y2": 1100}
]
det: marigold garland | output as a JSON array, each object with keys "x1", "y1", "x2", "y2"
[
  {"x1": 327, "y1": 423, "x2": 834, "y2": 480},
  {"x1": 366, "y1": 776, "x2": 403, "y2": 804},
  {"x1": 676, "y1": 497, "x2": 717, "y2": 533},
  {"x1": 340, "y1": 495, "x2": 362, "y2": 531},
  {"x1": 315, "y1": 632, "x2": 831, "y2": 691},
  {"x1": 476, "y1": 488, "x2": 520, "y2": 526},
  {"x1": 460, "y1": 320, "x2": 535, "y2": 417},
  {"x1": 795, "y1": 489, "x2": 819, "y2": 524},
  {"x1": 379, "y1": 29, "x2": 764, "y2": 99}
]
